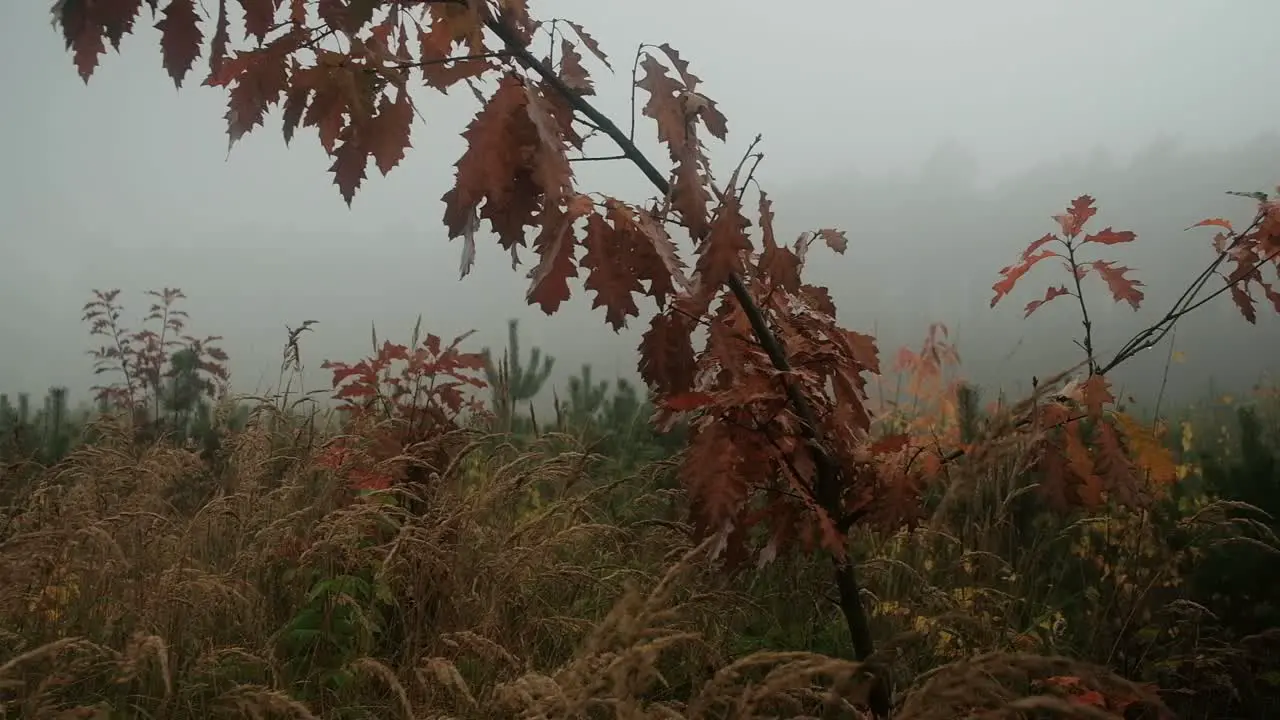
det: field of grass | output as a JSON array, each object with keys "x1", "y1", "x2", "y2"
[{"x1": 1, "y1": 316, "x2": 1278, "y2": 719}]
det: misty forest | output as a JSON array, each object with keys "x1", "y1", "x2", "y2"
[{"x1": 4, "y1": 1, "x2": 1280, "y2": 718}]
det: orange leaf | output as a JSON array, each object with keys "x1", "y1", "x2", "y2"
[
  {"x1": 1090, "y1": 260, "x2": 1145, "y2": 310},
  {"x1": 1190, "y1": 217, "x2": 1233, "y2": 232},
  {"x1": 1114, "y1": 413, "x2": 1178, "y2": 486},
  {"x1": 1080, "y1": 374, "x2": 1115, "y2": 417},
  {"x1": 991, "y1": 250, "x2": 1059, "y2": 308},
  {"x1": 1072, "y1": 689, "x2": 1108, "y2": 708},
  {"x1": 1022, "y1": 232, "x2": 1058, "y2": 259},
  {"x1": 1024, "y1": 285, "x2": 1070, "y2": 318},
  {"x1": 1082, "y1": 227, "x2": 1136, "y2": 245},
  {"x1": 1053, "y1": 195, "x2": 1097, "y2": 238},
  {"x1": 415, "y1": 7, "x2": 491, "y2": 90}
]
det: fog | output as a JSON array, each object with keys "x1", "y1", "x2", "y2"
[{"x1": 2, "y1": 0, "x2": 1278, "y2": 411}]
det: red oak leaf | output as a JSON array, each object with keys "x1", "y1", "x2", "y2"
[
  {"x1": 367, "y1": 89, "x2": 414, "y2": 176},
  {"x1": 1190, "y1": 217, "x2": 1233, "y2": 232},
  {"x1": 991, "y1": 250, "x2": 1059, "y2": 308},
  {"x1": 1082, "y1": 227, "x2": 1136, "y2": 245},
  {"x1": 581, "y1": 211, "x2": 644, "y2": 330},
  {"x1": 238, "y1": 0, "x2": 275, "y2": 42},
  {"x1": 1090, "y1": 260, "x2": 1144, "y2": 310},
  {"x1": 156, "y1": 0, "x2": 204, "y2": 88},
  {"x1": 1054, "y1": 195, "x2": 1097, "y2": 238},
  {"x1": 1024, "y1": 285, "x2": 1070, "y2": 318}
]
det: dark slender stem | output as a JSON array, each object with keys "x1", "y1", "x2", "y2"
[
  {"x1": 569, "y1": 154, "x2": 627, "y2": 162},
  {"x1": 628, "y1": 44, "x2": 643, "y2": 143},
  {"x1": 1063, "y1": 238, "x2": 1097, "y2": 374},
  {"x1": 1098, "y1": 213, "x2": 1271, "y2": 375},
  {"x1": 386, "y1": 50, "x2": 509, "y2": 69},
  {"x1": 1151, "y1": 325, "x2": 1177, "y2": 425}
]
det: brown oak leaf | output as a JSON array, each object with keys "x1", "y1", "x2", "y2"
[
  {"x1": 816, "y1": 228, "x2": 848, "y2": 254},
  {"x1": 637, "y1": 54, "x2": 712, "y2": 238},
  {"x1": 639, "y1": 309, "x2": 697, "y2": 397},
  {"x1": 1230, "y1": 284, "x2": 1257, "y2": 324},
  {"x1": 693, "y1": 194, "x2": 752, "y2": 304},
  {"x1": 563, "y1": 19, "x2": 611, "y2": 70},
  {"x1": 208, "y1": 45, "x2": 292, "y2": 149},
  {"x1": 329, "y1": 124, "x2": 368, "y2": 204},
  {"x1": 367, "y1": 88, "x2": 414, "y2": 176},
  {"x1": 619, "y1": 202, "x2": 689, "y2": 307},
  {"x1": 527, "y1": 194, "x2": 593, "y2": 314},
  {"x1": 757, "y1": 191, "x2": 802, "y2": 292},
  {"x1": 58, "y1": 0, "x2": 144, "y2": 81},
  {"x1": 557, "y1": 38, "x2": 593, "y2": 95},
  {"x1": 581, "y1": 210, "x2": 644, "y2": 330},
  {"x1": 415, "y1": 4, "x2": 490, "y2": 91},
  {"x1": 443, "y1": 74, "x2": 539, "y2": 252},
  {"x1": 238, "y1": 0, "x2": 275, "y2": 42},
  {"x1": 209, "y1": 0, "x2": 230, "y2": 76},
  {"x1": 156, "y1": 0, "x2": 204, "y2": 88}
]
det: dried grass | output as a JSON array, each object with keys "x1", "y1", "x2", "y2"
[{"x1": 1, "y1": 401, "x2": 1257, "y2": 719}]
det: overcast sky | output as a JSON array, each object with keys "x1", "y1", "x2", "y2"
[{"x1": 1, "y1": 0, "x2": 1277, "y2": 407}]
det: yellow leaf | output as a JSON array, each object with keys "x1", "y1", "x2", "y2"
[
  {"x1": 1220, "y1": 394, "x2": 1235, "y2": 405},
  {"x1": 876, "y1": 600, "x2": 903, "y2": 617},
  {"x1": 1172, "y1": 350, "x2": 1186, "y2": 363},
  {"x1": 934, "y1": 629, "x2": 957, "y2": 654},
  {"x1": 951, "y1": 586, "x2": 977, "y2": 608},
  {"x1": 1115, "y1": 413, "x2": 1179, "y2": 485}
]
